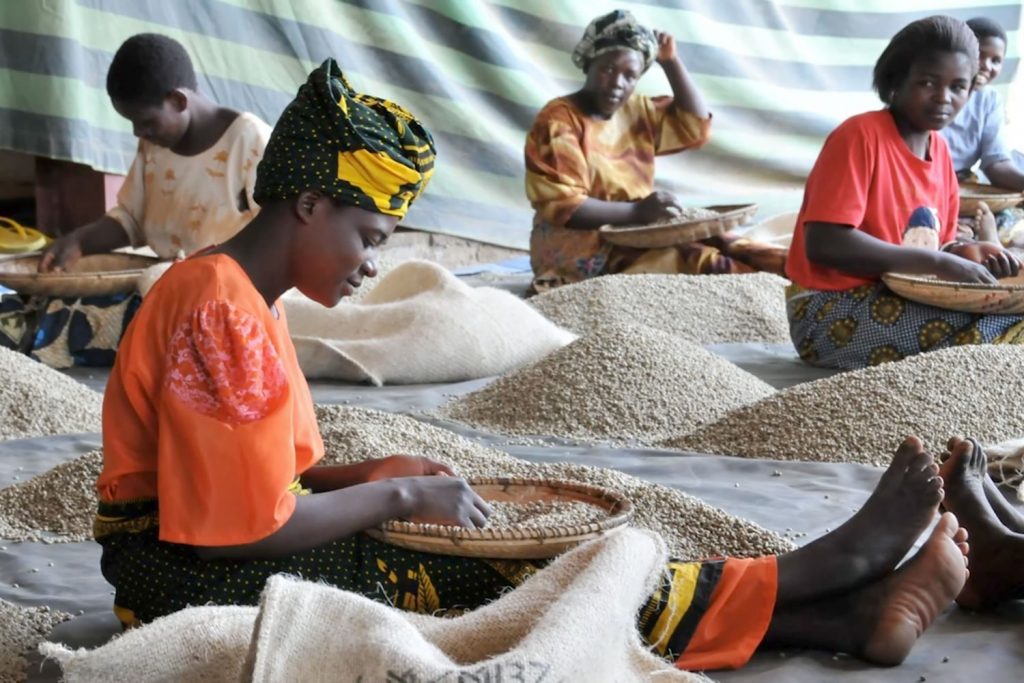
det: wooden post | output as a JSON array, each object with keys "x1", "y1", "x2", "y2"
[{"x1": 34, "y1": 158, "x2": 125, "y2": 238}]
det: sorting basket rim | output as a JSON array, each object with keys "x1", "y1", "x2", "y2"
[
  {"x1": 0, "y1": 253, "x2": 162, "y2": 297},
  {"x1": 378, "y1": 476, "x2": 633, "y2": 542},
  {"x1": 598, "y1": 203, "x2": 759, "y2": 248},
  {"x1": 958, "y1": 182, "x2": 1024, "y2": 214},
  {"x1": 882, "y1": 271, "x2": 1024, "y2": 292}
]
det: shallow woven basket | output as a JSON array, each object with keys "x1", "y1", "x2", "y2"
[
  {"x1": 882, "y1": 271, "x2": 1024, "y2": 314},
  {"x1": 364, "y1": 477, "x2": 634, "y2": 559},
  {"x1": 0, "y1": 253, "x2": 161, "y2": 297},
  {"x1": 598, "y1": 203, "x2": 758, "y2": 249},
  {"x1": 959, "y1": 181, "x2": 1024, "y2": 215}
]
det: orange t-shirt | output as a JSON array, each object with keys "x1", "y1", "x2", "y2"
[
  {"x1": 785, "y1": 109, "x2": 960, "y2": 291},
  {"x1": 97, "y1": 254, "x2": 323, "y2": 546}
]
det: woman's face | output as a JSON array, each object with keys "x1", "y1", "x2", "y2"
[
  {"x1": 292, "y1": 197, "x2": 397, "y2": 307},
  {"x1": 583, "y1": 48, "x2": 644, "y2": 117},
  {"x1": 112, "y1": 93, "x2": 191, "y2": 149},
  {"x1": 891, "y1": 51, "x2": 973, "y2": 131},
  {"x1": 974, "y1": 36, "x2": 1006, "y2": 88}
]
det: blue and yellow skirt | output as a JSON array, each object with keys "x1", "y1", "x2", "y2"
[{"x1": 786, "y1": 282, "x2": 1024, "y2": 370}]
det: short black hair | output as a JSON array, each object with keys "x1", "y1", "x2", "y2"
[
  {"x1": 966, "y1": 17, "x2": 1007, "y2": 46},
  {"x1": 106, "y1": 33, "x2": 197, "y2": 106},
  {"x1": 873, "y1": 16, "x2": 978, "y2": 105}
]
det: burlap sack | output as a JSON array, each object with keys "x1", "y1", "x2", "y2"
[
  {"x1": 40, "y1": 532, "x2": 706, "y2": 682},
  {"x1": 283, "y1": 260, "x2": 576, "y2": 385},
  {"x1": 243, "y1": 529, "x2": 703, "y2": 682},
  {"x1": 38, "y1": 606, "x2": 256, "y2": 682}
]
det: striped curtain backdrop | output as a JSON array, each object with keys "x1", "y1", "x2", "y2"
[{"x1": 0, "y1": 0, "x2": 1019, "y2": 248}]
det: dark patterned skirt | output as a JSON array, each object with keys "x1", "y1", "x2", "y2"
[
  {"x1": 95, "y1": 499, "x2": 777, "y2": 670},
  {"x1": 786, "y1": 283, "x2": 1024, "y2": 370},
  {"x1": 0, "y1": 292, "x2": 140, "y2": 367}
]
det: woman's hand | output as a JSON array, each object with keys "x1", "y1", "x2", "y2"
[
  {"x1": 633, "y1": 191, "x2": 684, "y2": 224},
  {"x1": 38, "y1": 232, "x2": 83, "y2": 273},
  {"x1": 948, "y1": 241, "x2": 1021, "y2": 279},
  {"x1": 362, "y1": 455, "x2": 455, "y2": 482},
  {"x1": 396, "y1": 476, "x2": 492, "y2": 529},
  {"x1": 931, "y1": 250, "x2": 999, "y2": 284},
  {"x1": 653, "y1": 30, "x2": 677, "y2": 64}
]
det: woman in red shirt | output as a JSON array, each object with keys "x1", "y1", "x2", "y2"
[{"x1": 785, "y1": 16, "x2": 1024, "y2": 370}]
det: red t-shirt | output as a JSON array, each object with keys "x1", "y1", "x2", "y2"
[{"x1": 785, "y1": 109, "x2": 960, "y2": 291}]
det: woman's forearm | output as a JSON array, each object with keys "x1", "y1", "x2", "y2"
[
  {"x1": 76, "y1": 216, "x2": 131, "y2": 254},
  {"x1": 659, "y1": 57, "x2": 708, "y2": 118},
  {"x1": 983, "y1": 160, "x2": 1024, "y2": 193},
  {"x1": 565, "y1": 197, "x2": 641, "y2": 229},
  {"x1": 805, "y1": 222, "x2": 941, "y2": 276},
  {"x1": 194, "y1": 479, "x2": 409, "y2": 560}
]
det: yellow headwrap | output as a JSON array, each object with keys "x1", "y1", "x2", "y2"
[{"x1": 254, "y1": 59, "x2": 435, "y2": 218}]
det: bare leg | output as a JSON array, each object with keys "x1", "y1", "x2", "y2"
[
  {"x1": 763, "y1": 513, "x2": 969, "y2": 666},
  {"x1": 775, "y1": 437, "x2": 942, "y2": 605},
  {"x1": 945, "y1": 438, "x2": 1024, "y2": 533},
  {"x1": 940, "y1": 439, "x2": 1024, "y2": 609},
  {"x1": 982, "y1": 475, "x2": 1024, "y2": 534}
]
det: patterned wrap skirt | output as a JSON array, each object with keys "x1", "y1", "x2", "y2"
[
  {"x1": 786, "y1": 282, "x2": 1024, "y2": 370},
  {"x1": 95, "y1": 499, "x2": 776, "y2": 670},
  {"x1": 0, "y1": 293, "x2": 140, "y2": 367},
  {"x1": 529, "y1": 217, "x2": 787, "y2": 292}
]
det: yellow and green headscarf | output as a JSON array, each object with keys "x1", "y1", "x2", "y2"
[{"x1": 254, "y1": 59, "x2": 435, "y2": 219}]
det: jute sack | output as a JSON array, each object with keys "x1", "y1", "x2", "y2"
[
  {"x1": 244, "y1": 529, "x2": 704, "y2": 682},
  {"x1": 283, "y1": 260, "x2": 576, "y2": 385},
  {"x1": 39, "y1": 606, "x2": 256, "y2": 682}
]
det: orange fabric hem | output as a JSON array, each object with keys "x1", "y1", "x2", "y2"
[
  {"x1": 674, "y1": 555, "x2": 778, "y2": 671},
  {"x1": 156, "y1": 490, "x2": 297, "y2": 547}
]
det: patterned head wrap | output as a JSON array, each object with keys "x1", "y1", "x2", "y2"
[
  {"x1": 572, "y1": 10, "x2": 657, "y2": 73},
  {"x1": 254, "y1": 59, "x2": 435, "y2": 219}
]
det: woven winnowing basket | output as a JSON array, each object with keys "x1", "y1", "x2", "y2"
[
  {"x1": 0, "y1": 253, "x2": 161, "y2": 297},
  {"x1": 959, "y1": 182, "x2": 1024, "y2": 215},
  {"x1": 364, "y1": 477, "x2": 633, "y2": 559},
  {"x1": 598, "y1": 203, "x2": 758, "y2": 249},
  {"x1": 881, "y1": 271, "x2": 1024, "y2": 314}
]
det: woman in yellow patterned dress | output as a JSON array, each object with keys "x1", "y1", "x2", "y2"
[{"x1": 524, "y1": 10, "x2": 786, "y2": 291}]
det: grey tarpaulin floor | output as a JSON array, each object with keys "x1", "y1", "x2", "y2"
[{"x1": 4, "y1": 343, "x2": 1024, "y2": 682}]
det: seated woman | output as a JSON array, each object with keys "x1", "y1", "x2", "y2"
[
  {"x1": 785, "y1": 16, "x2": 1024, "y2": 371},
  {"x1": 0, "y1": 34, "x2": 271, "y2": 366},
  {"x1": 524, "y1": 10, "x2": 785, "y2": 292},
  {"x1": 941, "y1": 18, "x2": 1023, "y2": 191},
  {"x1": 940, "y1": 17, "x2": 1024, "y2": 243},
  {"x1": 95, "y1": 58, "x2": 973, "y2": 672},
  {"x1": 41, "y1": 33, "x2": 270, "y2": 270}
]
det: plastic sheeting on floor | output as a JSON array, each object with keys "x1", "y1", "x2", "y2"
[{"x1": 3, "y1": 343, "x2": 1024, "y2": 682}]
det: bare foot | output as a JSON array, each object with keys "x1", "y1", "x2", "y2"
[
  {"x1": 941, "y1": 439, "x2": 1024, "y2": 610},
  {"x1": 776, "y1": 437, "x2": 942, "y2": 604},
  {"x1": 946, "y1": 437, "x2": 1024, "y2": 534},
  {"x1": 861, "y1": 512, "x2": 969, "y2": 665},
  {"x1": 763, "y1": 513, "x2": 968, "y2": 665},
  {"x1": 975, "y1": 201, "x2": 1000, "y2": 244}
]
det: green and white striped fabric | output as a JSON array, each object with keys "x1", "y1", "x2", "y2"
[{"x1": 0, "y1": 0, "x2": 1019, "y2": 248}]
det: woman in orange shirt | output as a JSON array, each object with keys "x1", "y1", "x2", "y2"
[{"x1": 96, "y1": 58, "x2": 971, "y2": 672}]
